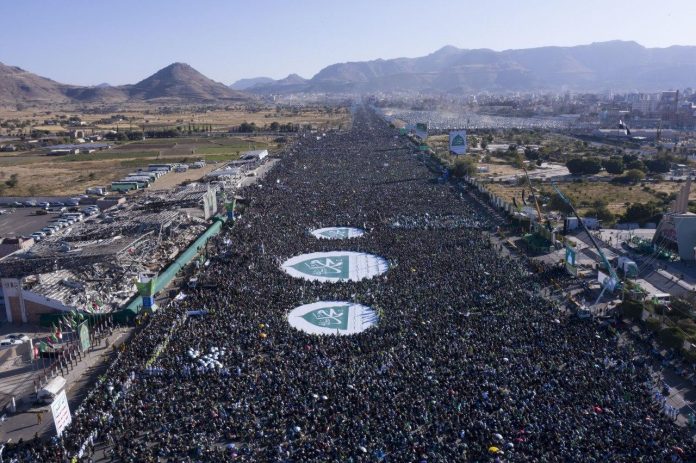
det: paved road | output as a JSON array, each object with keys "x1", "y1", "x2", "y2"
[
  {"x1": 573, "y1": 229, "x2": 695, "y2": 298},
  {"x1": 0, "y1": 327, "x2": 131, "y2": 444},
  {"x1": 0, "y1": 209, "x2": 55, "y2": 237}
]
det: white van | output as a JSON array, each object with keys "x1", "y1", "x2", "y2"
[
  {"x1": 37, "y1": 376, "x2": 66, "y2": 404},
  {"x1": 650, "y1": 292, "x2": 671, "y2": 306}
]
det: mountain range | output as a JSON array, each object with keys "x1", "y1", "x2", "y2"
[
  {"x1": 2, "y1": 41, "x2": 696, "y2": 105},
  {"x1": 247, "y1": 41, "x2": 696, "y2": 94},
  {"x1": 0, "y1": 62, "x2": 248, "y2": 105}
]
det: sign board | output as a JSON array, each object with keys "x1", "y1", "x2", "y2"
[
  {"x1": 281, "y1": 251, "x2": 389, "y2": 283},
  {"x1": 449, "y1": 130, "x2": 467, "y2": 155},
  {"x1": 77, "y1": 321, "x2": 90, "y2": 351},
  {"x1": 288, "y1": 301, "x2": 378, "y2": 335},
  {"x1": 50, "y1": 390, "x2": 72, "y2": 437},
  {"x1": 415, "y1": 122, "x2": 428, "y2": 140},
  {"x1": 202, "y1": 186, "x2": 218, "y2": 220},
  {"x1": 565, "y1": 245, "x2": 577, "y2": 276}
]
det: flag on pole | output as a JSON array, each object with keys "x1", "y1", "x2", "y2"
[{"x1": 618, "y1": 120, "x2": 631, "y2": 136}]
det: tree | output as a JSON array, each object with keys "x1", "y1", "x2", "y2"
[
  {"x1": 548, "y1": 192, "x2": 574, "y2": 214},
  {"x1": 624, "y1": 202, "x2": 659, "y2": 224},
  {"x1": 511, "y1": 153, "x2": 525, "y2": 169},
  {"x1": 624, "y1": 169, "x2": 645, "y2": 183},
  {"x1": 585, "y1": 199, "x2": 614, "y2": 224},
  {"x1": 239, "y1": 122, "x2": 257, "y2": 133},
  {"x1": 625, "y1": 159, "x2": 646, "y2": 172},
  {"x1": 566, "y1": 157, "x2": 601, "y2": 175},
  {"x1": 5, "y1": 173, "x2": 18, "y2": 188},
  {"x1": 524, "y1": 147, "x2": 539, "y2": 160},
  {"x1": 602, "y1": 157, "x2": 624, "y2": 175},
  {"x1": 450, "y1": 157, "x2": 477, "y2": 178},
  {"x1": 644, "y1": 158, "x2": 671, "y2": 174}
]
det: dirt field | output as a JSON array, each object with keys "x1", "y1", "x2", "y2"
[
  {"x1": 0, "y1": 104, "x2": 351, "y2": 136},
  {"x1": 486, "y1": 179, "x2": 693, "y2": 217},
  {"x1": 0, "y1": 135, "x2": 273, "y2": 196}
]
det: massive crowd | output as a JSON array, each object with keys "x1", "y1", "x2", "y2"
[{"x1": 7, "y1": 106, "x2": 695, "y2": 462}]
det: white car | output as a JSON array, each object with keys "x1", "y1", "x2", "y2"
[
  {"x1": 0, "y1": 339, "x2": 23, "y2": 347},
  {"x1": 7, "y1": 334, "x2": 29, "y2": 342}
]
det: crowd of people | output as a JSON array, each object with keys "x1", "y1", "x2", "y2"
[{"x1": 6, "y1": 106, "x2": 695, "y2": 462}]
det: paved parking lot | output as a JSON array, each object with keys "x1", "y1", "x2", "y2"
[{"x1": 0, "y1": 209, "x2": 55, "y2": 237}]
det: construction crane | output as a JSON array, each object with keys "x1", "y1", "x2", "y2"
[
  {"x1": 551, "y1": 182, "x2": 620, "y2": 307},
  {"x1": 522, "y1": 167, "x2": 544, "y2": 224}
]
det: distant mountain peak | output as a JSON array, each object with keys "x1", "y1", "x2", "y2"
[
  {"x1": 229, "y1": 76, "x2": 274, "y2": 90},
  {"x1": 129, "y1": 62, "x2": 247, "y2": 101},
  {"x1": 432, "y1": 45, "x2": 460, "y2": 54}
]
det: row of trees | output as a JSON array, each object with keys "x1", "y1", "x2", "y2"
[{"x1": 566, "y1": 154, "x2": 673, "y2": 177}]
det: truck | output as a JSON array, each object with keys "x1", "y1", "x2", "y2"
[
  {"x1": 86, "y1": 186, "x2": 108, "y2": 196},
  {"x1": 37, "y1": 376, "x2": 66, "y2": 403},
  {"x1": 615, "y1": 256, "x2": 639, "y2": 278}
]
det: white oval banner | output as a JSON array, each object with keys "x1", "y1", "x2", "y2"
[
  {"x1": 288, "y1": 301, "x2": 378, "y2": 335},
  {"x1": 311, "y1": 227, "x2": 365, "y2": 240},
  {"x1": 281, "y1": 251, "x2": 389, "y2": 282}
]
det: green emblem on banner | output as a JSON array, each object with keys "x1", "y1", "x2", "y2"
[
  {"x1": 301, "y1": 306, "x2": 350, "y2": 330},
  {"x1": 452, "y1": 134, "x2": 465, "y2": 146},
  {"x1": 291, "y1": 256, "x2": 349, "y2": 278}
]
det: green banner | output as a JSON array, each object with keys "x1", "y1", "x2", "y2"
[
  {"x1": 136, "y1": 278, "x2": 156, "y2": 297},
  {"x1": 565, "y1": 245, "x2": 577, "y2": 276},
  {"x1": 78, "y1": 321, "x2": 90, "y2": 351}
]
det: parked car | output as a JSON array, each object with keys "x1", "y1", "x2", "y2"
[
  {"x1": 31, "y1": 232, "x2": 43, "y2": 241},
  {"x1": 7, "y1": 334, "x2": 29, "y2": 342},
  {"x1": 38, "y1": 202, "x2": 51, "y2": 208},
  {"x1": 24, "y1": 200, "x2": 37, "y2": 207},
  {"x1": 0, "y1": 339, "x2": 23, "y2": 347}
]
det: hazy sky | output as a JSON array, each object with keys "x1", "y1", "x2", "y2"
[{"x1": 1, "y1": 0, "x2": 695, "y2": 86}]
